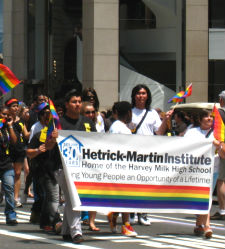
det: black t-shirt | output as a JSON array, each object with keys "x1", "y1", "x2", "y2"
[
  {"x1": 28, "y1": 131, "x2": 61, "y2": 179},
  {"x1": 10, "y1": 120, "x2": 26, "y2": 156},
  {"x1": 0, "y1": 128, "x2": 13, "y2": 173},
  {"x1": 60, "y1": 115, "x2": 97, "y2": 132}
]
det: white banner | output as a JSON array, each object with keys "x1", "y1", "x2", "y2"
[{"x1": 57, "y1": 130, "x2": 215, "y2": 214}]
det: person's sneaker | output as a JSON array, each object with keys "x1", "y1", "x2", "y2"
[
  {"x1": 138, "y1": 214, "x2": 151, "y2": 225},
  {"x1": 62, "y1": 234, "x2": 72, "y2": 242},
  {"x1": 29, "y1": 211, "x2": 40, "y2": 224},
  {"x1": 72, "y1": 234, "x2": 84, "y2": 244},
  {"x1": 15, "y1": 199, "x2": 23, "y2": 208},
  {"x1": 107, "y1": 212, "x2": 118, "y2": 233},
  {"x1": 193, "y1": 225, "x2": 204, "y2": 236},
  {"x1": 0, "y1": 192, "x2": 4, "y2": 204},
  {"x1": 121, "y1": 222, "x2": 137, "y2": 237},
  {"x1": 43, "y1": 225, "x2": 53, "y2": 232},
  {"x1": 6, "y1": 219, "x2": 18, "y2": 226},
  {"x1": 54, "y1": 221, "x2": 62, "y2": 234},
  {"x1": 210, "y1": 212, "x2": 225, "y2": 220}
]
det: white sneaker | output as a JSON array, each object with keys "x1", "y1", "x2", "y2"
[
  {"x1": 15, "y1": 199, "x2": 23, "y2": 208},
  {"x1": 129, "y1": 216, "x2": 136, "y2": 225},
  {"x1": 138, "y1": 214, "x2": 151, "y2": 225}
]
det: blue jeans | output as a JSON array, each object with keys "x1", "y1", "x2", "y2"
[{"x1": 0, "y1": 169, "x2": 17, "y2": 221}]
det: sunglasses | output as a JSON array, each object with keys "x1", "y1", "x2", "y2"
[{"x1": 85, "y1": 111, "x2": 95, "y2": 115}]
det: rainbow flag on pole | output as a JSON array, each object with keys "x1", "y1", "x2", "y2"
[
  {"x1": 47, "y1": 99, "x2": 61, "y2": 139},
  {"x1": 168, "y1": 83, "x2": 192, "y2": 103},
  {"x1": 0, "y1": 64, "x2": 21, "y2": 95},
  {"x1": 212, "y1": 105, "x2": 225, "y2": 142},
  {"x1": 48, "y1": 99, "x2": 61, "y2": 129}
]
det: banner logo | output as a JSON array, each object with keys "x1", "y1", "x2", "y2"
[{"x1": 58, "y1": 135, "x2": 83, "y2": 167}]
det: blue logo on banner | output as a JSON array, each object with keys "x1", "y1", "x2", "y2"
[{"x1": 58, "y1": 135, "x2": 83, "y2": 167}]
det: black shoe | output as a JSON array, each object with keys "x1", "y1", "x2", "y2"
[
  {"x1": 29, "y1": 211, "x2": 40, "y2": 224},
  {"x1": 0, "y1": 192, "x2": 4, "y2": 204},
  {"x1": 63, "y1": 234, "x2": 73, "y2": 242},
  {"x1": 6, "y1": 219, "x2": 18, "y2": 226},
  {"x1": 210, "y1": 212, "x2": 225, "y2": 220},
  {"x1": 72, "y1": 234, "x2": 84, "y2": 244}
]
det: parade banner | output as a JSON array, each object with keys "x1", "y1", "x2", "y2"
[{"x1": 57, "y1": 130, "x2": 215, "y2": 214}]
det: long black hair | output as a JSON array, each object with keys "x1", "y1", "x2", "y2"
[{"x1": 131, "y1": 84, "x2": 152, "y2": 110}]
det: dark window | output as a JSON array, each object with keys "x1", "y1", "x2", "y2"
[
  {"x1": 209, "y1": 60, "x2": 225, "y2": 102},
  {"x1": 209, "y1": 0, "x2": 225, "y2": 28}
]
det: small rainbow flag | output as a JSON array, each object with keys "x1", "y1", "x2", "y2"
[
  {"x1": 46, "y1": 99, "x2": 61, "y2": 139},
  {"x1": 47, "y1": 114, "x2": 54, "y2": 140},
  {"x1": 168, "y1": 83, "x2": 192, "y2": 103},
  {"x1": 0, "y1": 64, "x2": 21, "y2": 95},
  {"x1": 0, "y1": 118, "x2": 6, "y2": 129},
  {"x1": 75, "y1": 182, "x2": 210, "y2": 211},
  {"x1": 212, "y1": 105, "x2": 225, "y2": 142},
  {"x1": 48, "y1": 99, "x2": 61, "y2": 130}
]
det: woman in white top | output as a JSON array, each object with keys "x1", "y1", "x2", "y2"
[
  {"x1": 129, "y1": 84, "x2": 173, "y2": 225},
  {"x1": 184, "y1": 109, "x2": 214, "y2": 238}
]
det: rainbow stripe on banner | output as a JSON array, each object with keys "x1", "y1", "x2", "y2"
[
  {"x1": 0, "y1": 64, "x2": 20, "y2": 95},
  {"x1": 75, "y1": 182, "x2": 210, "y2": 210}
]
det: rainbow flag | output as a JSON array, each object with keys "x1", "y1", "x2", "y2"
[
  {"x1": 0, "y1": 118, "x2": 6, "y2": 129},
  {"x1": 75, "y1": 182, "x2": 210, "y2": 211},
  {"x1": 47, "y1": 114, "x2": 54, "y2": 140},
  {"x1": 46, "y1": 99, "x2": 61, "y2": 139},
  {"x1": 212, "y1": 105, "x2": 225, "y2": 142},
  {"x1": 0, "y1": 64, "x2": 20, "y2": 95},
  {"x1": 48, "y1": 99, "x2": 61, "y2": 129},
  {"x1": 168, "y1": 83, "x2": 192, "y2": 103}
]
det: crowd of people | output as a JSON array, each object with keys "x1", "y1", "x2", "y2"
[{"x1": 0, "y1": 84, "x2": 225, "y2": 243}]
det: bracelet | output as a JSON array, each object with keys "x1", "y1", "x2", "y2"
[
  {"x1": 35, "y1": 148, "x2": 40, "y2": 153},
  {"x1": 8, "y1": 126, "x2": 13, "y2": 129}
]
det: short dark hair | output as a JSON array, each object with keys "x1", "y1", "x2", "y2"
[
  {"x1": 131, "y1": 84, "x2": 152, "y2": 110},
  {"x1": 64, "y1": 89, "x2": 82, "y2": 103},
  {"x1": 116, "y1": 101, "x2": 132, "y2": 119}
]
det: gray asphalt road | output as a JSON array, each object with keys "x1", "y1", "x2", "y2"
[{"x1": 0, "y1": 199, "x2": 224, "y2": 249}]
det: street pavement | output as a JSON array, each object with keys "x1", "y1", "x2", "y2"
[{"x1": 0, "y1": 197, "x2": 224, "y2": 249}]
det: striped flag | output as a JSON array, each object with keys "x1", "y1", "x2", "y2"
[
  {"x1": 0, "y1": 64, "x2": 21, "y2": 95},
  {"x1": 212, "y1": 105, "x2": 225, "y2": 142},
  {"x1": 168, "y1": 83, "x2": 192, "y2": 103}
]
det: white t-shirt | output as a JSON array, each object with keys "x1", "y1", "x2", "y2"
[
  {"x1": 184, "y1": 126, "x2": 214, "y2": 141},
  {"x1": 109, "y1": 120, "x2": 132, "y2": 135},
  {"x1": 130, "y1": 107, "x2": 162, "y2": 135},
  {"x1": 29, "y1": 121, "x2": 45, "y2": 142},
  {"x1": 96, "y1": 113, "x2": 105, "y2": 133}
]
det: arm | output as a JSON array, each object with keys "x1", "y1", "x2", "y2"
[
  {"x1": 213, "y1": 139, "x2": 225, "y2": 159},
  {"x1": 155, "y1": 110, "x2": 174, "y2": 135},
  {"x1": 7, "y1": 118, "x2": 17, "y2": 144},
  {"x1": 26, "y1": 143, "x2": 47, "y2": 159},
  {"x1": 45, "y1": 128, "x2": 58, "y2": 150},
  {"x1": 22, "y1": 123, "x2": 30, "y2": 140}
]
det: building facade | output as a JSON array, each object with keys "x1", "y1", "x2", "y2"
[{"x1": 1, "y1": 0, "x2": 225, "y2": 110}]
